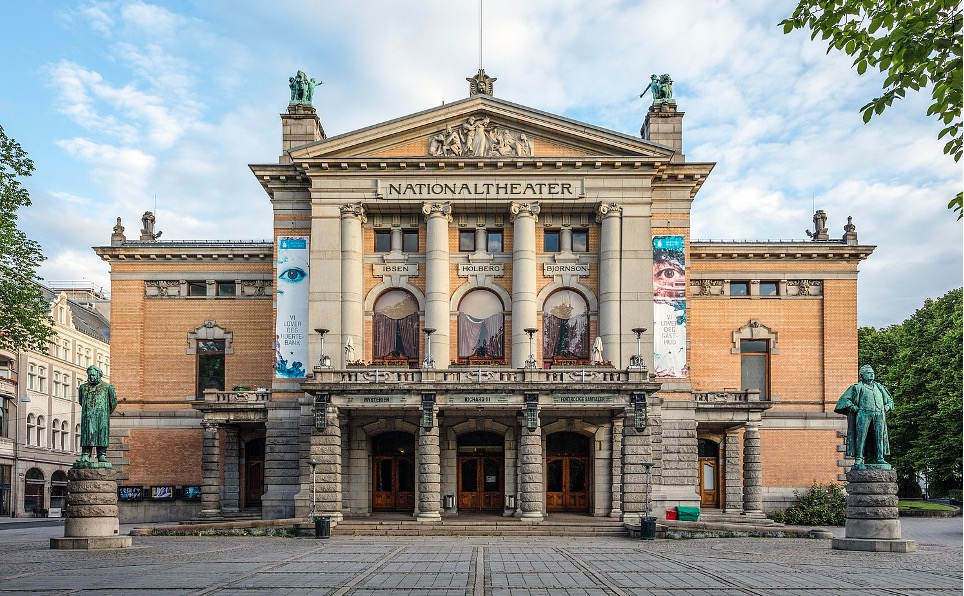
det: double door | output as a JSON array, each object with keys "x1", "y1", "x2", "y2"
[
  {"x1": 458, "y1": 456, "x2": 503, "y2": 511},
  {"x1": 372, "y1": 455, "x2": 416, "y2": 511},
  {"x1": 546, "y1": 456, "x2": 589, "y2": 512}
]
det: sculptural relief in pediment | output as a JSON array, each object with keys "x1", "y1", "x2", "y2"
[{"x1": 428, "y1": 116, "x2": 534, "y2": 158}]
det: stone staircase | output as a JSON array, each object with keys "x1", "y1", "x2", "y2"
[{"x1": 325, "y1": 516, "x2": 629, "y2": 538}]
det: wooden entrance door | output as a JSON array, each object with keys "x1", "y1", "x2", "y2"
[
  {"x1": 699, "y1": 457, "x2": 719, "y2": 507},
  {"x1": 372, "y1": 456, "x2": 415, "y2": 511},
  {"x1": 457, "y1": 456, "x2": 503, "y2": 510},
  {"x1": 243, "y1": 438, "x2": 265, "y2": 507},
  {"x1": 546, "y1": 456, "x2": 589, "y2": 512}
]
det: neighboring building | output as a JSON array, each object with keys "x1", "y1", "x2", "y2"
[
  {"x1": 0, "y1": 283, "x2": 111, "y2": 517},
  {"x1": 93, "y1": 71, "x2": 873, "y2": 524}
]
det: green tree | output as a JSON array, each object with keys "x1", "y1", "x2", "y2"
[
  {"x1": 858, "y1": 289, "x2": 964, "y2": 495},
  {"x1": 0, "y1": 124, "x2": 53, "y2": 352},
  {"x1": 781, "y1": 1, "x2": 963, "y2": 218}
]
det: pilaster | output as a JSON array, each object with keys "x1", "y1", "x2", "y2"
[
  {"x1": 742, "y1": 421, "x2": 764, "y2": 516},
  {"x1": 199, "y1": 422, "x2": 222, "y2": 517},
  {"x1": 609, "y1": 415, "x2": 624, "y2": 518},
  {"x1": 723, "y1": 429, "x2": 742, "y2": 513},
  {"x1": 596, "y1": 203, "x2": 622, "y2": 366}
]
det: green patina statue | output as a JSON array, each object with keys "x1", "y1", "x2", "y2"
[
  {"x1": 289, "y1": 70, "x2": 322, "y2": 105},
  {"x1": 77, "y1": 365, "x2": 117, "y2": 468},
  {"x1": 641, "y1": 74, "x2": 674, "y2": 104},
  {"x1": 834, "y1": 364, "x2": 894, "y2": 469}
]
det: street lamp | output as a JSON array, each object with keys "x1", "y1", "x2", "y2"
[
  {"x1": 314, "y1": 328, "x2": 331, "y2": 368},
  {"x1": 630, "y1": 327, "x2": 647, "y2": 369},
  {"x1": 422, "y1": 328, "x2": 436, "y2": 369},
  {"x1": 641, "y1": 461, "x2": 655, "y2": 540},
  {"x1": 309, "y1": 459, "x2": 318, "y2": 519},
  {"x1": 524, "y1": 327, "x2": 538, "y2": 369}
]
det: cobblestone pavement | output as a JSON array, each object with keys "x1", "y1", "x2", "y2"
[{"x1": 0, "y1": 529, "x2": 961, "y2": 595}]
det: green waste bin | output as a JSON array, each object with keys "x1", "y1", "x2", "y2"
[
  {"x1": 314, "y1": 515, "x2": 331, "y2": 539},
  {"x1": 640, "y1": 517, "x2": 657, "y2": 540},
  {"x1": 675, "y1": 506, "x2": 700, "y2": 521}
]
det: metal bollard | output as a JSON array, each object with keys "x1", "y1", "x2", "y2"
[{"x1": 314, "y1": 515, "x2": 331, "y2": 539}]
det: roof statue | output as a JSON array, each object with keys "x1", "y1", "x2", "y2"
[
  {"x1": 467, "y1": 68, "x2": 497, "y2": 96},
  {"x1": 139, "y1": 211, "x2": 161, "y2": 241},
  {"x1": 806, "y1": 209, "x2": 829, "y2": 241},
  {"x1": 642, "y1": 74, "x2": 674, "y2": 104},
  {"x1": 289, "y1": 70, "x2": 322, "y2": 106}
]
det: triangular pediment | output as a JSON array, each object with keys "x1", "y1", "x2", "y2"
[{"x1": 286, "y1": 95, "x2": 675, "y2": 160}]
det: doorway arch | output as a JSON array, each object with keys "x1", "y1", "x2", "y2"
[
  {"x1": 372, "y1": 432, "x2": 416, "y2": 511},
  {"x1": 545, "y1": 432, "x2": 591, "y2": 513},
  {"x1": 698, "y1": 439, "x2": 720, "y2": 508},
  {"x1": 242, "y1": 437, "x2": 265, "y2": 508},
  {"x1": 457, "y1": 431, "x2": 504, "y2": 511}
]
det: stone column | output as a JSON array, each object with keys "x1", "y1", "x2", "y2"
[
  {"x1": 200, "y1": 421, "x2": 222, "y2": 518},
  {"x1": 596, "y1": 203, "x2": 622, "y2": 365},
  {"x1": 510, "y1": 202, "x2": 540, "y2": 367},
  {"x1": 518, "y1": 407, "x2": 544, "y2": 522},
  {"x1": 620, "y1": 422, "x2": 649, "y2": 525},
  {"x1": 309, "y1": 403, "x2": 343, "y2": 522},
  {"x1": 609, "y1": 416, "x2": 624, "y2": 518},
  {"x1": 340, "y1": 203, "x2": 366, "y2": 368},
  {"x1": 742, "y1": 421, "x2": 763, "y2": 516},
  {"x1": 417, "y1": 406, "x2": 442, "y2": 522},
  {"x1": 723, "y1": 429, "x2": 742, "y2": 513},
  {"x1": 51, "y1": 467, "x2": 131, "y2": 550},
  {"x1": 422, "y1": 202, "x2": 452, "y2": 366},
  {"x1": 222, "y1": 426, "x2": 240, "y2": 513},
  {"x1": 832, "y1": 468, "x2": 916, "y2": 552}
]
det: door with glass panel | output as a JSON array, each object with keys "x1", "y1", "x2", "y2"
[
  {"x1": 372, "y1": 432, "x2": 416, "y2": 511},
  {"x1": 457, "y1": 432, "x2": 504, "y2": 511},
  {"x1": 545, "y1": 432, "x2": 590, "y2": 513},
  {"x1": 698, "y1": 439, "x2": 720, "y2": 508}
]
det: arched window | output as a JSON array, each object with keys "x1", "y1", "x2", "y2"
[
  {"x1": 26, "y1": 413, "x2": 35, "y2": 446},
  {"x1": 61, "y1": 421, "x2": 68, "y2": 450},
  {"x1": 543, "y1": 289, "x2": 590, "y2": 362},
  {"x1": 24, "y1": 468, "x2": 45, "y2": 512},
  {"x1": 457, "y1": 290, "x2": 504, "y2": 361},
  {"x1": 372, "y1": 290, "x2": 420, "y2": 361},
  {"x1": 51, "y1": 419, "x2": 60, "y2": 450},
  {"x1": 36, "y1": 415, "x2": 46, "y2": 447},
  {"x1": 74, "y1": 424, "x2": 81, "y2": 452}
]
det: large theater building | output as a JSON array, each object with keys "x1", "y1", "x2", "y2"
[{"x1": 95, "y1": 71, "x2": 873, "y2": 524}]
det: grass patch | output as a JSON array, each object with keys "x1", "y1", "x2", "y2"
[
  {"x1": 898, "y1": 501, "x2": 957, "y2": 512},
  {"x1": 151, "y1": 527, "x2": 295, "y2": 537}
]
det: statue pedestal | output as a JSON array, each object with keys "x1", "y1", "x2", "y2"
[
  {"x1": 50, "y1": 467, "x2": 132, "y2": 550},
  {"x1": 832, "y1": 468, "x2": 915, "y2": 553}
]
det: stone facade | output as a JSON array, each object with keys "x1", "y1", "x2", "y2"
[{"x1": 92, "y1": 78, "x2": 874, "y2": 524}]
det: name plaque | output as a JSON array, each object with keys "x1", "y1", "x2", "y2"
[
  {"x1": 373, "y1": 263, "x2": 418, "y2": 276},
  {"x1": 345, "y1": 394, "x2": 409, "y2": 405},
  {"x1": 448, "y1": 394, "x2": 511, "y2": 405},
  {"x1": 379, "y1": 179, "x2": 584, "y2": 200},
  {"x1": 551, "y1": 395, "x2": 616, "y2": 405},
  {"x1": 544, "y1": 263, "x2": 590, "y2": 276},
  {"x1": 458, "y1": 263, "x2": 504, "y2": 277}
]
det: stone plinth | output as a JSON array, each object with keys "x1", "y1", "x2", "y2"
[
  {"x1": 832, "y1": 468, "x2": 915, "y2": 553},
  {"x1": 50, "y1": 467, "x2": 132, "y2": 550}
]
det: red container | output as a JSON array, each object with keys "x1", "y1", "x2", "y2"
[{"x1": 665, "y1": 509, "x2": 677, "y2": 520}]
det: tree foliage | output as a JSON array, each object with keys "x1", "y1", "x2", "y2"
[
  {"x1": 858, "y1": 288, "x2": 963, "y2": 496},
  {"x1": 0, "y1": 124, "x2": 53, "y2": 352},
  {"x1": 781, "y1": 1, "x2": 963, "y2": 218}
]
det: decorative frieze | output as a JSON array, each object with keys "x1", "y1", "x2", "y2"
[
  {"x1": 145, "y1": 280, "x2": 272, "y2": 299},
  {"x1": 688, "y1": 279, "x2": 823, "y2": 297},
  {"x1": 785, "y1": 280, "x2": 823, "y2": 296},
  {"x1": 428, "y1": 116, "x2": 533, "y2": 157}
]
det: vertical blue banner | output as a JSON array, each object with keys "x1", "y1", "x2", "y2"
[
  {"x1": 275, "y1": 236, "x2": 309, "y2": 378},
  {"x1": 653, "y1": 235, "x2": 687, "y2": 378}
]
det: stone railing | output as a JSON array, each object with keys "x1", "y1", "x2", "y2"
[
  {"x1": 0, "y1": 376, "x2": 16, "y2": 397},
  {"x1": 693, "y1": 389, "x2": 762, "y2": 403},
  {"x1": 200, "y1": 389, "x2": 272, "y2": 403},
  {"x1": 313, "y1": 367, "x2": 642, "y2": 385}
]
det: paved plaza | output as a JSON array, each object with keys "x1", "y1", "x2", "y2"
[{"x1": 0, "y1": 518, "x2": 961, "y2": 595}]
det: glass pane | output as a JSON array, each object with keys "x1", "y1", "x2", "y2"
[
  {"x1": 741, "y1": 354, "x2": 768, "y2": 400},
  {"x1": 483, "y1": 459, "x2": 500, "y2": 491},
  {"x1": 461, "y1": 459, "x2": 478, "y2": 492},
  {"x1": 217, "y1": 283, "x2": 236, "y2": 297},
  {"x1": 568, "y1": 459, "x2": 586, "y2": 492},
  {"x1": 373, "y1": 432, "x2": 416, "y2": 455},
  {"x1": 197, "y1": 340, "x2": 225, "y2": 353},
  {"x1": 397, "y1": 458, "x2": 415, "y2": 492},
  {"x1": 547, "y1": 459, "x2": 564, "y2": 492},
  {"x1": 730, "y1": 282, "x2": 749, "y2": 296},
  {"x1": 760, "y1": 282, "x2": 778, "y2": 296},
  {"x1": 741, "y1": 340, "x2": 768, "y2": 353},
  {"x1": 572, "y1": 230, "x2": 588, "y2": 252},
  {"x1": 459, "y1": 230, "x2": 475, "y2": 251},
  {"x1": 487, "y1": 230, "x2": 503, "y2": 253},
  {"x1": 544, "y1": 231, "x2": 560, "y2": 252},
  {"x1": 697, "y1": 439, "x2": 719, "y2": 458},
  {"x1": 376, "y1": 459, "x2": 392, "y2": 492},
  {"x1": 374, "y1": 231, "x2": 391, "y2": 252},
  {"x1": 546, "y1": 432, "x2": 590, "y2": 456},
  {"x1": 188, "y1": 282, "x2": 207, "y2": 296},
  {"x1": 198, "y1": 354, "x2": 225, "y2": 391},
  {"x1": 402, "y1": 231, "x2": 418, "y2": 253},
  {"x1": 702, "y1": 463, "x2": 715, "y2": 490}
]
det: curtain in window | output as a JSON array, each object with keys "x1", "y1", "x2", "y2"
[
  {"x1": 374, "y1": 312, "x2": 420, "y2": 359},
  {"x1": 543, "y1": 312, "x2": 589, "y2": 358},
  {"x1": 459, "y1": 312, "x2": 505, "y2": 358}
]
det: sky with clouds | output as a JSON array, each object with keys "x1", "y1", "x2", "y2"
[{"x1": 2, "y1": 0, "x2": 960, "y2": 328}]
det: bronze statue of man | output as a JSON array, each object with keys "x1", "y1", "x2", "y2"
[
  {"x1": 834, "y1": 364, "x2": 894, "y2": 468},
  {"x1": 78, "y1": 365, "x2": 117, "y2": 464}
]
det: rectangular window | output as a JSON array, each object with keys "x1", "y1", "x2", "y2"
[
  {"x1": 730, "y1": 281, "x2": 749, "y2": 296},
  {"x1": 217, "y1": 282, "x2": 236, "y2": 297},
  {"x1": 487, "y1": 230, "x2": 503, "y2": 253},
  {"x1": 374, "y1": 230, "x2": 391, "y2": 252},
  {"x1": 544, "y1": 230, "x2": 560, "y2": 252},
  {"x1": 197, "y1": 340, "x2": 226, "y2": 397},
  {"x1": 458, "y1": 230, "x2": 475, "y2": 252},
  {"x1": 740, "y1": 339, "x2": 769, "y2": 400},
  {"x1": 188, "y1": 282, "x2": 207, "y2": 297},
  {"x1": 402, "y1": 230, "x2": 419, "y2": 253},
  {"x1": 38, "y1": 367, "x2": 47, "y2": 393},
  {"x1": 759, "y1": 282, "x2": 778, "y2": 297},
  {"x1": 28, "y1": 364, "x2": 37, "y2": 391},
  {"x1": 572, "y1": 230, "x2": 588, "y2": 252}
]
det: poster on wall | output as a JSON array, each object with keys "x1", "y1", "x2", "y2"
[
  {"x1": 653, "y1": 235, "x2": 687, "y2": 378},
  {"x1": 275, "y1": 236, "x2": 309, "y2": 378}
]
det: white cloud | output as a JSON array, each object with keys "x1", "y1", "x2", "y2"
[{"x1": 54, "y1": 137, "x2": 156, "y2": 205}]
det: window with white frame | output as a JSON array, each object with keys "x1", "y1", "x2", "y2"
[
  {"x1": 52, "y1": 419, "x2": 60, "y2": 450},
  {"x1": 74, "y1": 424, "x2": 81, "y2": 452},
  {"x1": 61, "y1": 421, "x2": 68, "y2": 450},
  {"x1": 27, "y1": 363, "x2": 37, "y2": 391},
  {"x1": 26, "y1": 413, "x2": 36, "y2": 445},
  {"x1": 85, "y1": 349, "x2": 92, "y2": 367},
  {"x1": 36, "y1": 415, "x2": 46, "y2": 447},
  {"x1": 38, "y1": 367, "x2": 47, "y2": 393}
]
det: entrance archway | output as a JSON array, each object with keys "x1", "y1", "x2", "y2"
[
  {"x1": 372, "y1": 432, "x2": 416, "y2": 511},
  {"x1": 698, "y1": 439, "x2": 720, "y2": 508},
  {"x1": 242, "y1": 437, "x2": 265, "y2": 508},
  {"x1": 24, "y1": 468, "x2": 44, "y2": 513},
  {"x1": 457, "y1": 431, "x2": 504, "y2": 511},
  {"x1": 546, "y1": 432, "x2": 590, "y2": 513}
]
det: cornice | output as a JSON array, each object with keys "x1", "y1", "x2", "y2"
[
  {"x1": 690, "y1": 241, "x2": 876, "y2": 262},
  {"x1": 94, "y1": 241, "x2": 273, "y2": 263}
]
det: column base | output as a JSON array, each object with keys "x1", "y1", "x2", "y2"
[
  {"x1": 832, "y1": 537, "x2": 916, "y2": 553},
  {"x1": 519, "y1": 511, "x2": 543, "y2": 523},
  {"x1": 51, "y1": 536, "x2": 132, "y2": 550},
  {"x1": 199, "y1": 509, "x2": 223, "y2": 518},
  {"x1": 416, "y1": 511, "x2": 442, "y2": 522}
]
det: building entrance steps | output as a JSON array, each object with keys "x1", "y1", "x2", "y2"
[
  {"x1": 327, "y1": 513, "x2": 628, "y2": 537},
  {"x1": 695, "y1": 508, "x2": 777, "y2": 525}
]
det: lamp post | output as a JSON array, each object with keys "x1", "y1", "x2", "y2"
[
  {"x1": 630, "y1": 327, "x2": 647, "y2": 369},
  {"x1": 524, "y1": 327, "x2": 538, "y2": 369},
  {"x1": 309, "y1": 459, "x2": 318, "y2": 519},
  {"x1": 422, "y1": 328, "x2": 436, "y2": 369},
  {"x1": 641, "y1": 461, "x2": 655, "y2": 540},
  {"x1": 314, "y1": 328, "x2": 331, "y2": 368}
]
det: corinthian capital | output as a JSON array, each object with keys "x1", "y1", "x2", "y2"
[
  {"x1": 421, "y1": 201, "x2": 453, "y2": 221},
  {"x1": 509, "y1": 201, "x2": 541, "y2": 222},
  {"x1": 595, "y1": 202, "x2": 622, "y2": 222},
  {"x1": 340, "y1": 202, "x2": 368, "y2": 223}
]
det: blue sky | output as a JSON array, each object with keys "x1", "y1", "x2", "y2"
[{"x1": 2, "y1": 0, "x2": 961, "y2": 327}]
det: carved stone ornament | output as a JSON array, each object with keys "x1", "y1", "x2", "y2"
[
  {"x1": 690, "y1": 279, "x2": 724, "y2": 296},
  {"x1": 786, "y1": 279, "x2": 823, "y2": 297},
  {"x1": 595, "y1": 202, "x2": 622, "y2": 222},
  {"x1": 421, "y1": 201, "x2": 453, "y2": 221},
  {"x1": 467, "y1": 68, "x2": 497, "y2": 96},
  {"x1": 429, "y1": 116, "x2": 534, "y2": 158},
  {"x1": 145, "y1": 280, "x2": 182, "y2": 297},
  {"x1": 340, "y1": 202, "x2": 367, "y2": 223},
  {"x1": 509, "y1": 201, "x2": 541, "y2": 222}
]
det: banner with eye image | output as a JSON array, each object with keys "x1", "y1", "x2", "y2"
[
  {"x1": 653, "y1": 235, "x2": 687, "y2": 378},
  {"x1": 275, "y1": 236, "x2": 309, "y2": 378}
]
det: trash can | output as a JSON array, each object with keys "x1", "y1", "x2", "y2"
[
  {"x1": 314, "y1": 515, "x2": 331, "y2": 539},
  {"x1": 640, "y1": 516, "x2": 657, "y2": 540}
]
